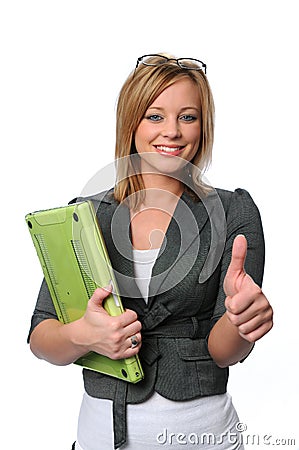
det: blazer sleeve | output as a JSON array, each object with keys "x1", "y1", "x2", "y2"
[
  {"x1": 27, "y1": 278, "x2": 58, "y2": 343},
  {"x1": 211, "y1": 188, "x2": 265, "y2": 326}
]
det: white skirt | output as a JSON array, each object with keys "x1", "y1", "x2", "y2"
[{"x1": 76, "y1": 391, "x2": 244, "y2": 450}]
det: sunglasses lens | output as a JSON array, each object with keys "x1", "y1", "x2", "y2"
[
  {"x1": 142, "y1": 55, "x2": 169, "y2": 66},
  {"x1": 178, "y1": 59, "x2": 204, "y2": 71}
]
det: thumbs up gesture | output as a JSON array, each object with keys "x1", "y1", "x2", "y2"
[{"x1": 223, "y1": 235, "x2": 273, "y2": 342}]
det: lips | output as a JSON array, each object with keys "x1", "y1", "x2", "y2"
[{"x1": 154, "y1": 145, "x2": 186, "y2": 156}]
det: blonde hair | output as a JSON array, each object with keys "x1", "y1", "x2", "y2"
[{"x1": 114, "y1": 54, "x2": 215, "y2": 207}]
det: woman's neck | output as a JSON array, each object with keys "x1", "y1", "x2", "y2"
[{"x1": 141, "y1": 172, "x2": 184, "y2": 202}]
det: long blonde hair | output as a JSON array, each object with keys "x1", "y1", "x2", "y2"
[{"x1": 114, "y1": 54, "x2": 215, "y2": 207}]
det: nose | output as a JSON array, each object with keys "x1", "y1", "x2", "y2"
[{"x1": 161, "y1": 118, "x2": 182, "y2": 139}]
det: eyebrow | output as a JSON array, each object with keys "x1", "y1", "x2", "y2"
[{"x1": 147, "y1": 106, "x2": 200, "y2": 112}]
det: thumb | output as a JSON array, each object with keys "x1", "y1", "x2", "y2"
[
  {"x1": 224, "y1": 235, "x2": 248, "y2": 296},
  {"x1": 89, "y1": 285, "x2": 113, "y2": 311},
  {"x1": 228, "y1": 235, "x2": 247, "y2": 275}
]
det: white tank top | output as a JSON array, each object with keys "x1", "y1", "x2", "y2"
[{"x1": 132, "y1": 247, "x2": 160, "y2": 302}]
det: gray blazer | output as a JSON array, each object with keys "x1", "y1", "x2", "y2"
[{"x1": 28, "y1": 187, "x2": 265, "y2": 448}]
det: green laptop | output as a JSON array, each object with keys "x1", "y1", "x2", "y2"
[{"x1": 26, "y1": 200, "x2": 144, "y2": 383}]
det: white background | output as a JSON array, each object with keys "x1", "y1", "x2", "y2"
[{"x1": 1, "y1": 1, "x2": 298, "y2": 448}]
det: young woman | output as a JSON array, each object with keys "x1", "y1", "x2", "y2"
[{"x1": 28, "y1": 54, "x2": 273, "y2": 449}]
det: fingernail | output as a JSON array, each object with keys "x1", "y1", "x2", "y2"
[{"x1": 103, "y1": 283, "x2": 113, "y2": 292}]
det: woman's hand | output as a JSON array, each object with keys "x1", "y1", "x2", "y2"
[
  {"x1": 223, "y1": 235, "x2": 273, "y2": 342},
  {"x1": 30, "y1": 285, "x2": 142, "y2": 366},
  {"x1": 73, "y1": 286, "x2": 142, "y2": 360}
]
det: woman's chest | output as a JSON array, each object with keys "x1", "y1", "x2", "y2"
[{"x1": 130, "y1": 207, "x2": 174, "y2": 250}]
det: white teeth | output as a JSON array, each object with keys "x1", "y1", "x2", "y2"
[{"x1": 156, "y1": 146, "x2": 182, "y2": 152}]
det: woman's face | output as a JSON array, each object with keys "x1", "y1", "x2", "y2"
[{"x1": 134, "y1": 77, "x2": 201, "y2": 175}]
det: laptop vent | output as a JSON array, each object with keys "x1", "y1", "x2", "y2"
[
  {"x1": 35, "y1": 234, "x2": 58, "y2": 284},
  {"x1": 34, "y1": 233, "x2": 70, "y2": 322},
  {"x1": 71, "y1": 240, "x2": 97, "y2": 298}
]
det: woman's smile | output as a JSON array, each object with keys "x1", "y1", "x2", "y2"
[{"x1": 154, "y1": 144, "x2": 186, "y2": 156}]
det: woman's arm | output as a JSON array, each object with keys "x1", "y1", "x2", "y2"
[
  {"x1": 208, "y1": 235, "x2": 273, "y2": 368},
  {"x1": 30, "y1": 286, "x2": 142, "y2": 366}
]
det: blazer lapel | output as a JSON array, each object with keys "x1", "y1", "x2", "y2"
[{"x1": 148, "y1": 192, "x2": 209, "y2": 303}]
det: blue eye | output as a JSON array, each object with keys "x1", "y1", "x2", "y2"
[
  {"x1": 180, "y1": 115, "x2": 197, "y2": 122},
  {"x1": 145, "y1": 114, "x2": 163, "y2": 122}
]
